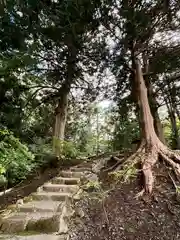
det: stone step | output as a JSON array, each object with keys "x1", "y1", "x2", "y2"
[
  {"x1": 77, "y1": 162, "x2": 93, "y2": 168},
  {"x1": 43, "y1": 183, "x2": 79, "y2": 193},
  {"x1": 0, "y1": 214, "x2": 27, "y2": 234},
  {"x1": 70, "y1": 167, "x2": 92, "y2": 172},
  {"x1": 0, "y1": 212, "x2": 60, "y2": 234},
  {"x1": 32, "y1": 192, "x2": 71, "y2": 201},
  {"x1": 60, "y1": 171, "x2": 83, "y2": 178},
  {"x1": 52, "y1": 177, "x2": 80, "y2": 185},
  {"x1": 0, "y1": 234, "x2": 66, "y2": 240},
  {"x1": 18, "y1": 201, "x2": 62, "y2": 213}
]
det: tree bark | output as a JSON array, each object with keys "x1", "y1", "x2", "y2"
[
  {"x1": 53, "y1": 92, "x2": 69, "y2": 156},
  {"x1": 54, "y1": 94, "x2": 68, "y2": 139},
  {"x1": 135, "y1": 61, "x2": 157, "y2": 142},
  {"x1": 142, "y1": 49, "x2": 166, "y2": 144},
  {"x1": 53, "y1": 34, "x2": 77, "y2": 156}
]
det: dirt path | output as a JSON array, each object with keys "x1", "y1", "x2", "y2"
[{"x1": 70, "y1": 166, "x2": 180, "y2": 240}]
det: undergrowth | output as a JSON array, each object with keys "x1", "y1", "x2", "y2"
[
  {"x1": 0, "y1": 129, "x2": 35, "y2": 189},
  {"x1": 109, "y1": 161, "x2": 138, "y2": 183},
  {"x1": 53, "y1": 137, "x2": 79, "y2": 159}
]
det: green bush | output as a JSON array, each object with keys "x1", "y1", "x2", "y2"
[
  {"x1": 28, "y1": 137, "x2": 53, "y2": 166},
  {"x1": 112, "y1": 119, "x2": 140, "y2": 151},
  {"x1": 0, "y1": 129, "x2": 35, "y2": 187},
  {"x1": 53, "y1": 137, "x2": 79, "y2": 159}
]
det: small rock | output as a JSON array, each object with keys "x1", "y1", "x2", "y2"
[
  {"x1": 16, "y1": 199, "x2": 23, "y2": 206},
  {"x1": 86, "y1": 173, "x2": 98, "y2": 182}
]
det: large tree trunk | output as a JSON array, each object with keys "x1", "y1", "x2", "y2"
[
  {"x1": 53, "y1": 34, "x2": 77, "y2": 157},
  {"x1": 53, "y1": 92, "x2": 68, "y2": 156},
  {"x1": 121, "y1": 59, "x2": 180, "y2": 194},
  {"x1": 142, "y1": 50, "x2": 165, "y2": 144}
]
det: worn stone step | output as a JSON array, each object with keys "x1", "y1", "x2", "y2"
[
  {"x1": 0, "y1": 234, "x2": 66, "y2": 240},
  {"x1": 0, "y1": 212, "x2": 59, "y2": 234},
  {"x1": 26, "y1": 212, "x2": 60, "y2": 233},
  {"x1": 52, "y1": 177, "x2": 80, "y2": 185},
  {"x1": 0, "y1": 215, "x2": 27, "y2": 234},
  {"x1": 32, "y1": 192, "x2": 71, "y2": 201},
  {"x1": 70, "y1": 167, "x2": 92, "y2": 172},
  {"x1": 60, "y1": 171, "x2": 83, "y2": 178},
  {"x1": 18, "y1": 201, "x2": 62, "y2": 213},
  {"x1": 77, "y1": 162, "x2": 93, "y2": 168},
  {"x1": 43, "y1": 183, "x2": 79, "y2": 193}
]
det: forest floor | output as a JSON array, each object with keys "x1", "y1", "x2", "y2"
[{"x1": 71, "y1": 163, "x2": 180, "y2": 240}]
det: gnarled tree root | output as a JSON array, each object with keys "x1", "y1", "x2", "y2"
[{"x1": 115, "y1": 139, "x2": 180, "y2": 195}]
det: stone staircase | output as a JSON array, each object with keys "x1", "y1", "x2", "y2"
[{"x1": 0, "y1": 164, "x2": 92, "y2": 240}]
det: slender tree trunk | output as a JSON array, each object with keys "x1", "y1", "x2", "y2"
[
  {"x1": 165, "y1": 82, "x2": 180, "y2": 149},
  {"x1": 171, "y1": 97, "x2": 180, "y2": 150},
  {"x1": 96, "y1": 109, "x2": 99, "y2": 156},
  {"x1": 147, "y1": 81, "x2": 166, "y2": 144},
  {"x1": 165, "y1": 99, "x2": 180, "y2": 149},
  {"x1": 176, "y1": 107, "x2": 180, "y2": 122}
]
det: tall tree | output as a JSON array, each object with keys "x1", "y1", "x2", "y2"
[
  {"x1": 101, "y1": 0, "x2": 180, "y2": 193},
  {"x1": 25, "y1": 0, "x2": 102, "y2": 156}
]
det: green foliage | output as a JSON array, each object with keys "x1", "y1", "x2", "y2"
[
  {"x1": 164, "y1": 120, "x2": 173, "y2": 146},
  {"x1": 53, "y1": 137, "x2": 79, "y2": 159},
  {"x1": 0, "y1": 129, "x2": 35, "y2": 187},
  {"x1": 61, "y1": 140, "x2": 79, "y2": 159},
  {"x1": 28, "y1": 137, "x2": 53, "y2": 167},
  {"x1": 163, "y1": 119, "x2": 180, "y2": 148},
  {"x1": 82, "y1": 180, "x2": 101, "y2": 192},
  {"x1": 29, "y1": 137, "x2": 52, "y2": 157},
  {"x1": 109, "y1": 163, "x2": 138, "y2": 183},
  {"x1": 112, "y1": 118, "x2": 140, "y2": 151}
]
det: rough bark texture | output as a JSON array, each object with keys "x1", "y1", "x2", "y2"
[
  {"x1": 142, "y1": 49, "x2": 166, "y2": 145},
  {"x1": 53, "y1": 34, "x2": 77, "y2": 156},
  {"x1": 53, "y1": 92, "x2": 68, "y2": 156},
  {"x1": 125, "y1": 59, "x2": 180, "y2": 194},
  {"x1": 153, "y1": 112, "x2": 166, "y2": 144},
  {"x1": 54, "y1": 94, "x2": 68, "y2": 141}
]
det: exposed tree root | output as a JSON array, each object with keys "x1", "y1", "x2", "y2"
[
  {"x1": 128, "y1": 59, "x2": 180, "y2": 195},
  {"x1": 103, "y1": 156, "x2": 125, "y2": 172},
  {"x1": 92, "y1": 153, "x2": 126, "y2": 173},
  {"x1": 114, "y1": 138, "x2": 180, "y2": 195}
]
